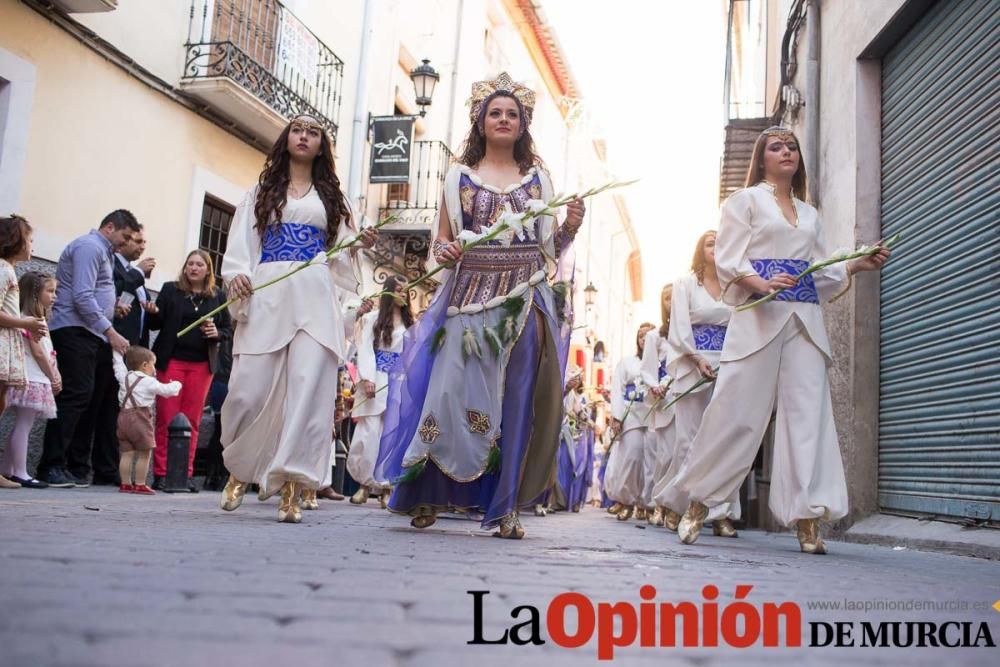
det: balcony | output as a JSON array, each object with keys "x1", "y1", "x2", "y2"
[
  {"x1": 181, "y1": 0, "x2": 344, "y2": 146},
  {"x1": 367, "y1": 140, "x2": 453, "y2": 306},
  {"x1": 378, "y1": 140, "x2": 453, "y2": 233},
  {"x1": 51, "y1": 0, "x2": 117, "y2": 12},
  {"x1": 719, "y1": 117, "x2": 771, "y2": 203}
]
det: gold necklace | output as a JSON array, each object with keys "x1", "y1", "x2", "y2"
[
  {"x1": 187, "y1": 293, "x2": 206, "y2": 312},
  {"x1": 762, "y1": 180, "x2": 798, "y2": 228}
]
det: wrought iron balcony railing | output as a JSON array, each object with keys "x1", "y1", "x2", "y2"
[
  {"x1": 379, "y1": 140, "x2": 454, "y2": 230},
  {"x1": 183, "y1": 0, "x2": 344, "y2": 140}
]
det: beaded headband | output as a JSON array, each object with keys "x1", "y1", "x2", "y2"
[
  {"x1": 760, "y1": 126, "x2": 797, "y2": 144},
  {"x1": 468, "y1": 72, "x2": 536, "y2": 136},
  {"x1": 289, "y1": 114, "x2": 326, "y2": 135}
]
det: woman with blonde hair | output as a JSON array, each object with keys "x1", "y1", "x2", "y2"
[
  {"x1": 145, "y1": 249, "x2": 231, "y2": 491},
  {"x1": 672, "y1": 127, "x2": 889, "y2": 553},
  {"x1": 652, "y1": 231, "x2": 740, "y2": 535}
]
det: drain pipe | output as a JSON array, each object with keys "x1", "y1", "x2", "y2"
[
  {"x1": 445, "y1": 0, "x2": 465, "y2": 151},
  {"x1": 348, "y1": 0, "x2": 376, "y2": 216},
  {"x1": 805, "y1": 0, "x2": 820, "y2": 204}
]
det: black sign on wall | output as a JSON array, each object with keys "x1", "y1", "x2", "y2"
[{"x1": 369, "y1": 116, "x2": 414, "y2": 184}]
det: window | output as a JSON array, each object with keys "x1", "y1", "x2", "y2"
[{"x1": 199, "y1": 195, "x2": 235, "y2": 284}]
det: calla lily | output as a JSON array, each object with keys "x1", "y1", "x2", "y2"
[{"x1": 458, "y1": 229, "x2": 486, "y2": 245}]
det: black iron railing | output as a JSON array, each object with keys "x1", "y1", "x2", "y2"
[
  {"x1": 378, "y1": 140, "x2": 454, "y2": 228},
  {"x1": 183, "y1": 0, "x2": 344, "y2": 140}
]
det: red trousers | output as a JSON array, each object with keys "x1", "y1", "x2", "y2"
[{"x1": 153, "y1": 359, "x2": 213, "y2": 477}]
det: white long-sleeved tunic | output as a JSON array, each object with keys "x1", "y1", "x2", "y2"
[
  {"x1": 221, "y1": 186, "x2": 362, "y2": 358},
  {"x1": 717, "y1": 183, "x2": 849, "y2": 364},
  {"x1": 639, "y1": 330, "x2": 675, "y2": 430},
  {"x1": 667, "y1": 273, "x2": 732, "y2": 392},
  {"x1": 611, "y1": 355, "x2": 649, "y2": 434},
  {"x1": 352, "y1": 310, "x2": 406, "y2": 418}
]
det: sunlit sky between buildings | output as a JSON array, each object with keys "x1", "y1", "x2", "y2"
[{"x1": 545, "y1": 0, "x2": 728, "y2": 323}]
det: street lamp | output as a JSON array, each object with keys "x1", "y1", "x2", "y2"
[
  {"x1": 584, "y1": 281, "x2": 598, "y2": 307},
  {"x1": 410, "y1": 59, "x2": 440, "y2": 117}
]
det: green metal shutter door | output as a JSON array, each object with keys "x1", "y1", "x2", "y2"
[{"x1": 879, "y1": 0, "x2": 1000, "y2": 522}]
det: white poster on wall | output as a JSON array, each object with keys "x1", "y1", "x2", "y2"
[{"x1": 276, "y1": 8, "x2": 319, "y2": 98}]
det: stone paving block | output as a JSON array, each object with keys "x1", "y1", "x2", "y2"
[{"x1": 3, "y1": 490, "x2": 998, "y2": 665}]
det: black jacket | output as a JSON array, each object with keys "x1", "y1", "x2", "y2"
[
  {"x1": 112, "y1": 256, "x2": 149, "y2": 347},
  {"x1": 147, "y1": 282, "x2": 232, "y2": 374}
]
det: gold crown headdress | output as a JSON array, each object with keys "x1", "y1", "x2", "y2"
[{"x1": 468, "y1": 72, "x2": 536, "y2": 135}]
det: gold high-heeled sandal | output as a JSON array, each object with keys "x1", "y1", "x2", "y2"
[
  {"x1": 663, "y1": 509, "x2": 682, "y2": 532},
  {"x1": 713, "y1": 518, "x2": 738, "y2": 538},
  {"x1": 410, "y1": 506, "x2": 437, "y2": 529},
  {"x1": 677, "y1": 501, "x2": 708, "y2": 544},
  {"x1": 277, "y1": 481, "x2": 302, "y2": 523},
  {"x1": 797, "y1": 518, "x2": 827, "y2": 554},
  {"x1": 635, "y1": 506, "x2": 648, "y2": 521},
  {"x1": 350, "y1": 486, "x2": 369, "y2": 504},
  {"x1": 495, "y1": 512, "x2": 525, "y2": 539},
  {"x1": 220, "y1": 475, "x2": 247, "y2": 511},
  {"x1": 616, "y1": 505, "x2": 634, "y2": 521},
  {"x1": 649, "y1": 506, "x2": 664, "y2": 526},
  {"x1": 301, "y1": 488, "x2": 319, "y2": 510},
  {"x1": 607, "y1": 502, "x2": 623, "y2": 515}
]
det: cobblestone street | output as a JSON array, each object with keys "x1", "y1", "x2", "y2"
[{"x1": 1, "y1": 488, "x2": 997, "y2": 666}]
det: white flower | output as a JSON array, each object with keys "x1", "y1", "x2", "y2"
[
  {"x1": 458, "y1": 229, "x2": 486, "y2": 245},
  {"x1": 524, "y1": 199, "x2": 549, "y2": 216},
  {"x1": 522, "y1": 216, "x2": 537, "y2": 240},
  {"x1": 497, "y1": 205, "x2": 525, "y2": 239}
]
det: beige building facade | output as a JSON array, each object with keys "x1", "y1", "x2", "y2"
[{"x1": 0, "y1": 0, "x2": 641, "y2": 383}]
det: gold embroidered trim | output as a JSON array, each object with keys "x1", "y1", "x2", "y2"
[{"x1": 466, "y1": 410, "x2": 491, "y2": 435}]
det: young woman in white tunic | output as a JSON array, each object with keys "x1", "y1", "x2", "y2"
[
  {"x1": 218, "y1": 115, "x2": 377, "y2": 523},
  {"x1": 639, "y1": 285, "x2": 676, "y2": 526},
  {"x1": 673, "y1": 127, "x2": 890, "y2": 553},
  {"x1": 604, "y1": 323, "x2": 657, "y2": 521},
  {"x1": 653, "y1": 232, "x2": 741, "y2": 536},
  {"x1": 348, "y1": 276, "x2": 413, "y2": 506}
]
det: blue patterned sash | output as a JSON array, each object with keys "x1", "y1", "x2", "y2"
[
  {"x1": 260, "y1": 223, "x2": 327, "y2": 264},
  {"x1": 692, "y1": 324, "x2": 727, "y2": 351},
  {"x1": 375, "y1": 350, "x2": 400, "y2": 373},
  {"x1": 750, "y1": 258, "x2": 818, "y2": 304},
  {"x1": 624, "y1": 382, "x2": 645, "y2": 403},
  {"x1": 658, "y1": 360, "x2": 668, "y2": 382}
]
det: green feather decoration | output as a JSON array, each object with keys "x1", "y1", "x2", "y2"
[
  {"x1": 431, "y1": 327, "x2": 447, "y2": 353},
  {"x1": 394, "y1": 459, "x2": 426, "y2": 485},
  {"x1": 461, "y1": 327, "x2": 482, "y2": 360},
  {"x1": 484, "y1": 326, "x2": 503, "y2": 356},
  {"x1": 485, "y1": 444, "x2": 502, "y2": 475},
  {"x1": 551, "y1": 281, "x2": 570, "y2": 325},
  {"x1": 500, "y1": 317, "x2": 518, "y2": 343},
  {"x1": 501, "y1": 295, "x2": 525, "y2": 316}
]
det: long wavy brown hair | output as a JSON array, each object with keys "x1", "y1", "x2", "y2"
[
  {"x1": 691, "y1": 231, "x2": 717, "y2": 286},
  {"x1": 373, "y1": 276, "x2": 415, "y2": 349},
  {"x1": 253, "y1": 119, "x2": 350, "y2": 247},
  {"x1": 457, "y1": 93, "x2": 543, "y2": 174},
  {"x1": 744, "y1": 128, "x2": 808, "y2": 201}
]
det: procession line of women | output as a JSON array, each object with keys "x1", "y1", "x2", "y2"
[
  {"x1": 600, "y1": 126, "x2": 889, "y2": 554},
  {"x1": 211, "y1": 68, "x2": 890, "y2": 556}
]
